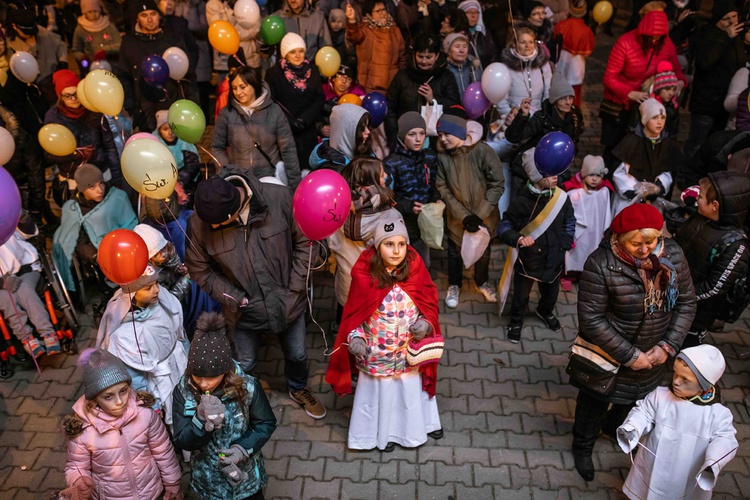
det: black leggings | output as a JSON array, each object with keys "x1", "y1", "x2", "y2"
[{"x1": 572, "y1": 390, "x2": 634, "y2": 456}]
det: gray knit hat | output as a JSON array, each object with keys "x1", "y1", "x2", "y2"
[
  {"x1": 83, "y1": 349, "x2": 132, "y2": 400},
  {"x1": 121, "y1": 265, "x2": 160, "y2": 294},
  {"x1": 548, "y1": 73, "x2": 575, "y2": 104},
  {"x1": 581, "y1": 155, "x2": 607, "y2": 178},
  {"x1": 187, "y1": 312, "x2": 234, "y2": 377},
  {"x1": 374, "y1": 217, "x2": 410, "y2": 248},
  {"x1": 522, "y1": 148, "x2": 543, "y2": 183},
  {"x1": 74, "y1": 164, "x2": 104, "y2": 191},
  {"x1": 397, "y1": 111, "x2": 426, "y2": 142}
]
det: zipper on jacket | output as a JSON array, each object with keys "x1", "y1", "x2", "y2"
[{"x1": 118, "y1": 429, "x2": 140, "y2": 499}]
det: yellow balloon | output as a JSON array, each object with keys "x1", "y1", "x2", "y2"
[
  {"x1": 38, "y1": 124, "x2": 77, "y2": 156},
  {"x1": 77, "y1": 79, "x2": 98, "y2": 112},
  {"x1": 84, "y1": 69, "x2": 124, "y2": 116},
  {"x1": 338, "y1": 93, "x2": 362, "y2": 106},
  {"x1": 592, "y1": 1, "x2": 613, "y2": 24},
  {"x1": 209, "y1": 20, "x2": 240, "y2": 56},
  {"x1": 315, "y1": 46, "x2": 341, "y2": 78},
  {"x1": 121, "y1": 139, "x2": 178, "y2": 199}
]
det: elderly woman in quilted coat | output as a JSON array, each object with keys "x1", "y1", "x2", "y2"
[
  {"x1": 570, "y1": 204, "x2": 696, "y2": 482},
  {"x1": 61, "y1": 349, "x2": 182, "y2": 500}
]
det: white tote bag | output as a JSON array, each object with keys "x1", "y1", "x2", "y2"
[{"x1": 421, "y1": 99, "x2": 443, "y2": 136}]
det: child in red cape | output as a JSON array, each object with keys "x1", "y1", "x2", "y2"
[{"x1": 325, "y1": 217, "x2": 443, "y2": 452}]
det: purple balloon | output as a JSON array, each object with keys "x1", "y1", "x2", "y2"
[
  {"x1": 361, "y1": 91, "x2": 388, "y2": 128},
  {"x1": 141, "y1": 55, "x2": 170, "y2": 89},
  {"x1": 461, "y1": 81, "x2": 490, "y2": 119},
  {"x1": 534, "y1": 131, "x2": 575, "y2": 178},
  {"x1": 0, "y1": 167, "x2": 22, "y2": 246}
]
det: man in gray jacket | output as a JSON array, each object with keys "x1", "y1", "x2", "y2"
[
  {"x1": 186, "y1": 168, "x2": 326, "y2": 419},
  {"x1": 274, "y1": 0, "x2": 331, "y2": 60}
]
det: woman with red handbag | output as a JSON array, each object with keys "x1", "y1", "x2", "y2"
[{"x1": 325, "y1": 217, "x2": 444, "y2": 452}]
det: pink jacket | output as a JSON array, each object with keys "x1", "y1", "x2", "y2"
[{"x1": 64, "y1": 391, "x2": 182, "y2": 500}]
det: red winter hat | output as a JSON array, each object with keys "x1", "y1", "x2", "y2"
[
  {"x1": 53, "y1": 70, "x2": 80, "y2": 97},
  {"x1": 610, "y1": 204, "x2": 664, "y2": 235}
]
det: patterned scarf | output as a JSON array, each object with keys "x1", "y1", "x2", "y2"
[
  {"x1": 611, "y1": 234, "x2": 679, "y2": 313},
  {"x1": 281, "y1": 58, "x2": 311, "y2": 93},
  {"x1": 363, "y1": 14, "x2": 395, "y2": 29}
]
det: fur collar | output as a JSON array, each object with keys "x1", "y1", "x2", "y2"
[{"x1": 500, "y1": 45, "x2": 549, "y2": 71}]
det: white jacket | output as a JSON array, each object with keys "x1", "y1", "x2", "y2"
[{"x1": 617, "y1": 386, "x2": 738, "y2": 500}]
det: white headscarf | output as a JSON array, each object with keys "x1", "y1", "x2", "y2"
[{"x1": 459, "y1": 0, "x2": 486, "y2": 35}]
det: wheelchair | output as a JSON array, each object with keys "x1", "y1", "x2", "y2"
[{"x1": 0, "y1": 244, "x2": 80, "y2": 378}]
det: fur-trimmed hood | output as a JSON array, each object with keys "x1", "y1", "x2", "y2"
[
  {"x1": 500, "y1": 45, "x2": 550, "y2": 71},
  {"x1": 62, "y1": 390, "x2": 156, "y2": 438}
]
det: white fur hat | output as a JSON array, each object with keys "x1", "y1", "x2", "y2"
[
  {"x1": 280, "y1": 33, "x2": 306, "y2": 59},
  {"x1": 676, "y1": 345, "x2": 726, "y2": 391},
  {"x1": 133, "y1": 224, "x2": 169, "y2": 259}
]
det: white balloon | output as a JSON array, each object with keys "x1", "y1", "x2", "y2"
[
  {"x1": 90, "y1": 60, "x2": 112, "y2": 72},
  {"x1": 9, "y1": 52, "x2": 40, "y2": 84},
  {"x1": 0, "y1": 127, "x2": 16, "y2": 165},
  {"x1": 481, "y1": 63, "x2": 512, "y2": 105},
  {"x1": 162, "y1": 46, "x2": 189, "y2": 81},
  {"x1": 234, "y1": 0, "x2": 261, "y2": 30}
]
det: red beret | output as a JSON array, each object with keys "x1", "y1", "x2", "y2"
[
  {"x1": 53, "y1": 70, "x2": 80, "y2": 98},
  {"x1": 610, "y1": 204, "x2": 664, "y2": 234}
]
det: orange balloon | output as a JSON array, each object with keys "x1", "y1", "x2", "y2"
[
  {"x1": 208, "y1": 20, "x2": 240, "y2": 55},
  {"x1": 338, "y1": 93, "x2": 362, "y2": 106}
]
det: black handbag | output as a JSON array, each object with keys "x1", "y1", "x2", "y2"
[{"x1": 565, "y1": 335, "x2": 620, "y2": 396}]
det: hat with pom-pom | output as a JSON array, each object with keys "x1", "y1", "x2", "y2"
[
  {"x1": 653, "y1": 61, "x2": 678, "y2": 94},
  {"x1": 81, "y1": 348, "x2": 132, "y2": 400},
  {"x1": 187, "y1": 312, "x2": 234, "y2": 377}
]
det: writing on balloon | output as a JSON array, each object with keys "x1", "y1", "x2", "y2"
[
  {"x1": 323, "y1": 203, "x2": 342, "y2": 223},
  {"x1": 143, "y1": 174, "x2": 169, "y2": 191},
  {"x1": 171, "y1": 163, "x2": 178, "y2": 178}
]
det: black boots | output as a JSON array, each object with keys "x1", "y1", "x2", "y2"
[{"x1": 573, "y1": 453, "x2": 595, "y2": 481}]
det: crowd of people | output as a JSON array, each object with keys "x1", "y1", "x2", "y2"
[{"x1": 0, "y1": 0, "x2": 748, "y2": 498}]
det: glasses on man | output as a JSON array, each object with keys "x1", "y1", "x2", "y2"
[{"x1": 61, "y1": 92, "x2": 78, "y2": 100}]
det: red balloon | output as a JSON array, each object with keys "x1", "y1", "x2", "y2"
[
  {"x1": 292, "y1": 170, "x2": 352, "y2": 240},
  {"x1": 97, "y1": 229, "x2": 149, "y2": 285}
]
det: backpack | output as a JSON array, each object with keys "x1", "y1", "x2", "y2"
[{"x1": 710, "y1": 229, "x2": 750, "y2": 323}]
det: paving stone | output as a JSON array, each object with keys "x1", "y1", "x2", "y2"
[
  {"x1": 473, "y1": 464, "x2": 511, "y2": 488},
  {"x1": 302, "y1": 477, "x2": 341, "y2": 500},
  {"x1": 288, "y1": 457, "x2": 325, "y2": 480},
  {"x1": 378, "y1": 481, "x2": 416, "y2": 499},
  {"x1": 323, "y1": 459, "x2": 362, "y2": 482},
  {"x1": 341, "y1": 478, "x2": 378, "y2": 499},
  {"x1": 1, "y1": 467, "x2": 50, "y2": 491}
]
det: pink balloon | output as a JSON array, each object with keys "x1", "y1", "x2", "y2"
[
  {"x1": 292, "y1": 170, "x2": 352, "y2": 241},
  {"x1": 125, "y1": 132, "x2": 160, "y2": 147}
]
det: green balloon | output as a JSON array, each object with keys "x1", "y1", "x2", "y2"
[
  {"x1": 167, "y1": 99, "x2": 206, "y2": 145},
  {"x1": 261, "y1": 15, "x2": 286, "y2": 45}
]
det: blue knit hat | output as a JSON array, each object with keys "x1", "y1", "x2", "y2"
[{"x1": 436, "y1": 114, "x2": 467, "y2": 140}]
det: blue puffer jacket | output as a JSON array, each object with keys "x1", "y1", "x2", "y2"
[
  {"x1": 383, "y1": 143, "x2": 440, "y2": 241},
  {"x1": 172, "y1": 363, "x2": 277, "y2": 500}
]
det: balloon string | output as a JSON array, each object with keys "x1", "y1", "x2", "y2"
[
  {"x1": 232, "y1": 54, "x2": 246, "y2": 67},
  {"x1": 128, "y1": 297, "x2": 145, "y2": 366},
  {"x1": 197, "y1": 145, "x2": 222, "y2": 176},
  {"x1": 161, "y1": 198, "x2": 200, "y2": 256},
  {"x1": 0, "y1": 263, "x2": 43, "y2": 379},
  {"x1": 302, "y1": 241, "x2": 342, "y2": 357},
  {"x1": 179, "y1": 81, "x2": 185, "y2": 100}
]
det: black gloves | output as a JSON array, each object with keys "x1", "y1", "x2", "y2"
[
  {"x1": 462, "y1": 214, "x2": 483, "y2": 233},
  {"x1": 291, "y1": 117, "x2": 308, "y2": 132}
]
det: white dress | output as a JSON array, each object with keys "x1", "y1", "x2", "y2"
[
  {"x1": 617, "y1": 386, "x2": 738, "y2": 500},
  {"x1": 565, "y1": 186, "x2": 611, "y2": 273}
]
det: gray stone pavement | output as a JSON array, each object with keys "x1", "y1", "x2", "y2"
[{"x1": 2, "y1": 13, "x2": 750, "y2": 500}]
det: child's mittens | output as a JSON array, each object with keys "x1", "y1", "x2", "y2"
[
  {"x1": 59, "y1": 476, "x2": 94, "y2": 500},
  {"x1": 197, "y1": 394, "x2": 226, "y2": 432},
  {"x1": 2, "y1": 275, "x2": 22, "y2": 293},
  {"x1": 348, "y1": 337, "x2": 367, "y2": 358},
  {"x1": 162, "y1": 485, "x2": 183, "y2": 500},
  {"x1": 219, "y1": 444, "x2": 249, "y2": 465},
  {"x1": 409, "y1": 319, "x2": 433, "y2": 341},
  {"x1": 462, "y1": 214, "x2": 483, "y2": 233},
  {"x1": 220, "y1": 461, "x2": 249, "y2": 485},
  {"x1": 616, "y1": 426, "x2": 639, "y2": 453}
]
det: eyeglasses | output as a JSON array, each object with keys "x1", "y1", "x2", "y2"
[{"x1": 61, "y1": 92, "x2": 78, "y2": 100}]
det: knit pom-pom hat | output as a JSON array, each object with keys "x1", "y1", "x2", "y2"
[{"x1": 187, "y1": 312, "x2": 234, "y2": 377}]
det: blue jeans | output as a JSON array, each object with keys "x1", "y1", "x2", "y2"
[{"x1": 233, "y1": 313, "x2": 309, "y2": 391}]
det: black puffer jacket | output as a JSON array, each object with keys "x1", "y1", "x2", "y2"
[
  {"x1": 385, "y1": 53, "x2": 461, "y2": 148},
  {"x1": 0, "y1": 105, "x2": 45, "y2": 215},
  {"x1": 675, "y1": 171, "x2": 750, "y2": 330},
  {"x1": 576, "y1": 235, "x2": 696, "y2": 405}
]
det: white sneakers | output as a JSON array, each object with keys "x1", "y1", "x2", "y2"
[
  {"x1": 445, "y1": 285, "x2": 460, "y2": 308},
  {"x1": 477, "y1": 282, "x2": 497, "y2": 303}
]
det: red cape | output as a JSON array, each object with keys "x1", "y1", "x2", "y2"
[
  {"x1": 325, "y1": 247, "x2": 441, "y2": 397},
  {"x1": 562, "y1": 172, "x2": 614, "y2": 192},
  {"x1": 554, "y1": 18, "x2": 595, "y2": 56}
]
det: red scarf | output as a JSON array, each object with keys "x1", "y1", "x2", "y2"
[
  {"x1": 58, "y1": 100, "x2": 87, "y2": 120},
  {"x1": 325, "y1": 247, "x2": 441, "y2": 397}
]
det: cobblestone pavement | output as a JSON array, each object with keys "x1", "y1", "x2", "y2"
[{"x1": 1, "y1": 15, "x2": 749, "y2": 500}]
